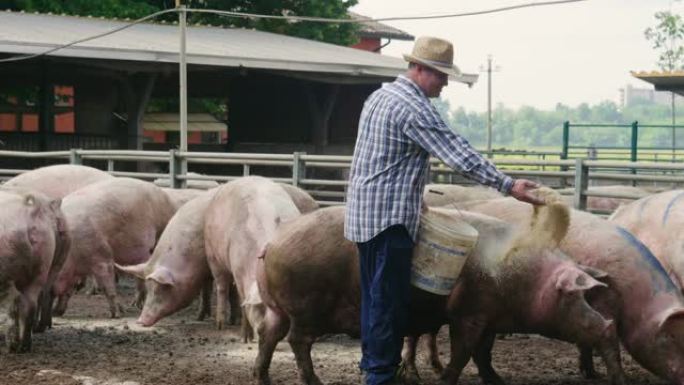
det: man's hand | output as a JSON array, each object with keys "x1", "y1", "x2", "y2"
[{"x1": 509, "y1": 179, "x2": 545, "y2": 205}]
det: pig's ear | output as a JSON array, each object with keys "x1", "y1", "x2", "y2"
[
  {"x1": 115, "y1": 262, "x2": 147, "y2": 280},
  {"x1": 657, "y1": 307, "x2": 684, "y2": 331},
  {"x1": 23, "y1": 194, "x2": 36, "y2": 206},
  {"x1": 578, "y1": 264, "x2": 609, "y2": 281},
  {"x1": 555, "y1": 268, "x2": 607, "y2": 293},
  {"x1": 49, "y1": 198, "x2": 62, "y2": 211},
  {"x1": 146, "y1": 267, "x2": 175, "y2": 287}
]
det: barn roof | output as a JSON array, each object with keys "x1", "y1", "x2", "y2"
[
  {"x1": 632, "y1": 71, "x2": 684, "y2": 97},
  {"x1": 0, "y1": 10, "x2": 477, "y2": 85}
]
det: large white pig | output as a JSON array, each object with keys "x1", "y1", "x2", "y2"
[
  {"x1": 253, "y1": 203, "x2": 621, "y2": 385},
  {"x1": 0, "y1": 189, "x2": 68, "y2": 352},
  {"x1": 2, "y1": 164, "x2": 113, "y2": 199},
  {"x1": 561, "y1": 185, "x2": 650, "y2": 213},
  {"x1": 204, "y1": 176, "x2": 303, "y2": 341},
  {"x1": 53, "y1": 178, "x2": 175, "y2": 318},
  {"x1": 119, "y1": 182, "x2": 319, "y2": 329},
  {"x1": 117, "y1": 190, "x2": 217, "y2": 326},
  {"x1": 422, "y1": 183, "x2": 502, "y2": 207},
  {"x1": 2, "y1": 164, "x2": 112, "y2": 331},
  {"x1": 609, "y1": 189, "x2": 684, "y2": 290},
  {"x1": 461, "y1": 197, "x2": 684, "y2": 385}
]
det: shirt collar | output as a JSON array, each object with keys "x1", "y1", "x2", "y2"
[{"x1": 395, "y1": 75, "x2": 428, "y2": 99}]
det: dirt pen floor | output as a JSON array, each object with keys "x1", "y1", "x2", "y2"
[{"x1": 0, "y1": 280, "x2": 668, "y2": 385}]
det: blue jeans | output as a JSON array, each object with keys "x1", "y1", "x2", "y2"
[{"x1": 357, "y1": 225, "x2": 413, "y2": 385}]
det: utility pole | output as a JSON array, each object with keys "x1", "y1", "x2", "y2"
[
  {"x1": 480, "y1": 55, "x2": 500, "y2": 158},
  {"x1": 672, "y1": 91, "x2": 677, "y2": 161},
  {"x1": 176, "y1": 0, "x2": 188, "y2": 188},
  {"x1": 177, "y1": 0, "x2": 187, "y2": 154}
]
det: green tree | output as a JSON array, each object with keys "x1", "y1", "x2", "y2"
[
  {"x1": 645, "y1": 2, "x2": 684, "y2": 156},
  {"x1": 1, "y1": 0, "x2": 358, "y2": 45},
  {"x1": 645, "y1": 5, "x2": 684, "y2": 71}
]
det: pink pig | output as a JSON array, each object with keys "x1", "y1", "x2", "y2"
[{"x1": 53, "y1": 178, "x2": 175, "y2": 318}]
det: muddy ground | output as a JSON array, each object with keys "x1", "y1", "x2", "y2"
[{"x1": 0, "y1": 280, "x2": 668, "y2": 385}]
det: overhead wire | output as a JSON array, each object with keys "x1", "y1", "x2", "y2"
[
  {"x1": 192, "y1": 0, "x2": 588, "y2": 23},
  {"x1": 0, "y1": 8, "x2": 177, "y2": 63},
  {"x1": 0, "y1": 0, "x2": 589, "y2": 64}
]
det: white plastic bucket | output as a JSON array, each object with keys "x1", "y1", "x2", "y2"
[{"x1": 411, "y1": 208, "x2": 479, "y2": 295}]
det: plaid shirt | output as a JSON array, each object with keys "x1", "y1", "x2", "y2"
[{"x1": 344, "y1": 75, "x2": 514, "y2": 242}]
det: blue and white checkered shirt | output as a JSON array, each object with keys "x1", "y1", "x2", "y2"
[{"x1": 344, "y1": 75, "x2": 514, "y2": 242}]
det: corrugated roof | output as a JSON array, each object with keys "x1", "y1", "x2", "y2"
[
  {"x1": 632, "y1": 70, "x2": 684, "y2": 96},
  {"x1": 0, "y1": 10, "x2": 405, "y2": 78},
  {"x1": 0, "y1": 10, "x2": 476, "y2": 86},
  {"x1": 348, "y1": 12, "x2": 414, "y2": 41}
]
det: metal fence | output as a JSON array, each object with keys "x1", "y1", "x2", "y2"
[
  {"x1": 1, "y1": 149, "x2": 683, "y2": 213},
  {"x1": 561, "y1": 121, "x2": 684, "y2": 162}
]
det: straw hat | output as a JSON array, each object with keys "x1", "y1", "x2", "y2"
[{"x1": 403, "y1": 36, "x2": 461, "y2": 78}]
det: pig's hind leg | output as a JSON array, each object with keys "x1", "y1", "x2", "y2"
[
  {"x1": 213, "y1": 272, "x2": 234, "y2": 330},
  {"x1": 579, "y1": 346, "x2": 599, "y2": 379},
  {"x1": 253, "y1": 307, "x2": 290, "y2": 385},
  {"x1": 472, "y1": 332, "x2": 505, "y2": 385},
  {"x1": 441, "y1": 315, "x2": 488, "y2": 385},
  {"x1": 398, "y1": 335, "x2": 422, "y2": 385},
  {"x1": 288, "y1": 320, "x2": 324, "y2": 385},
  {"x1": 197, "y1": 278, "x2": 213, "y2": 321},
  {"x1": 6, "y1": 284, "x2": 40, "y2": 353},
  {"x1": 92, "y1": 260, "x2": 122, "y2": 318},
  {"x1": 424, "y1": 331, "x2": 444, "y2": 373}
]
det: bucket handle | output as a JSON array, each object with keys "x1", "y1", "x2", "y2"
[{"x1": 426, "y1": 189, "x2": 466, "y2": 218}]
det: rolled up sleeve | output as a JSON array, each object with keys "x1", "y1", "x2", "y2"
[{"x1": 403, "y1": 106, "x2": 514, "y2": 194}]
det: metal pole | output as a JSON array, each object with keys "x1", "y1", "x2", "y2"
[
  {"x1": 178, "y1": 3, "x2": 188, "y2": 153},
  {"x1": 573, "y1": 158, "x2": 588, "y2": 210},
  {"x1": 672, "y1": 92, "x2": 676, "y2": 162},
  {"x1": 630, "y1": 121, "x2": 638, "y2": 163},
  {"x1": 486, "y1": 54, "x2": 492, "y2": 158},
  {"x1": 561, "y1": 121, "x2": 570, "y2": 160},
  {"x1": 631, "y1": 120, "x2": 638, "y2": 186}
]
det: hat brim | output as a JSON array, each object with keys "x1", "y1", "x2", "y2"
[{"x1": 403, "y1": 54, "x2": 462, "y2": 80}]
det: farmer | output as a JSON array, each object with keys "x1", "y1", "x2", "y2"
[{"x1": 345, "y1": 36, "x2": 544, "y2": 385}]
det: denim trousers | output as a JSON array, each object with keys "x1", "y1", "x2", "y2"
[{"x1": 357, "y1": 225, "x2": 413, "y2": 385}]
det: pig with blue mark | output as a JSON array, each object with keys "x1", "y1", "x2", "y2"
[{"x1": 462, "y1": 195, "x2": 684, "y2": 385}]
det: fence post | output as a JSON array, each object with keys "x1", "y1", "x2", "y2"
[
  {"x1": 573, "y1": 158, "x2": 588, "y2": 211},
  {"x1": 169, "y1": 149, "x2": 183, "y2": 189},
  {"x1": 243, "y1": 164, "x2": 250, "y2": 176},
  {"x1": 69, "y1": 149, "x2": 82, "y2": 165},
  {"x1": 631, "y1": 121, "x2": 638, "y2": 186},
  {"x1": 630, "y1": 121, "x2": 638, "y2": 162},
  {"x1": 560, "y1": 121, "x2": 570, "y2": 187},
  {"x1": 561, "y1": 121, "x2": 569, "y2": 160},
  {"x1": 292, "y1": 151, "x2": 306, "y2": 187}
]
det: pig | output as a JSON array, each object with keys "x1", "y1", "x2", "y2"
[
  {"x1": 460, "y1": 196, "x2": 684, "y2": 385},
  {"x1": 253, "y1": 202, "x2": 620, "y2": 385},
  {"x1": 2, "y1": 164, "x2": 112, "y2": 331},
  {"x1": 162, "y1": 187, "x2": 210, "y2": 211},
  {"x1": 560, "y1": 185, "x2": 650, "y2": 213},
  {"x1": 52, "y1": 177, "x2": 176, "y2": 318},
  {"x1": 278, "y1": 183, "x2": 320, "y2": 214},
  {"x1": 0, "y1": 189, "x2": 68, "y2": 352},
  {"x1": 422, "y1": 183, "x2": 502, "y2": 207},
  {"x1": 609, "y1": 189, "x2": 684, "y2": 291},
  {"x1": 117, "y1": 190, "x2": 217, "y2": 326},
  {"x1": 204, "y1": 176, "x2": 303, "y2": 342},
  {"x1": 119, "y1": 183, "x2": 317, "y2": 329},
  {"x1": 2, "y1": 164, "x2": 113, "y2": 199}
]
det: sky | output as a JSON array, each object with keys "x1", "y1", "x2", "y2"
[{"x1": 351, "y1": 0, "x2": 682, "y2": 112}]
